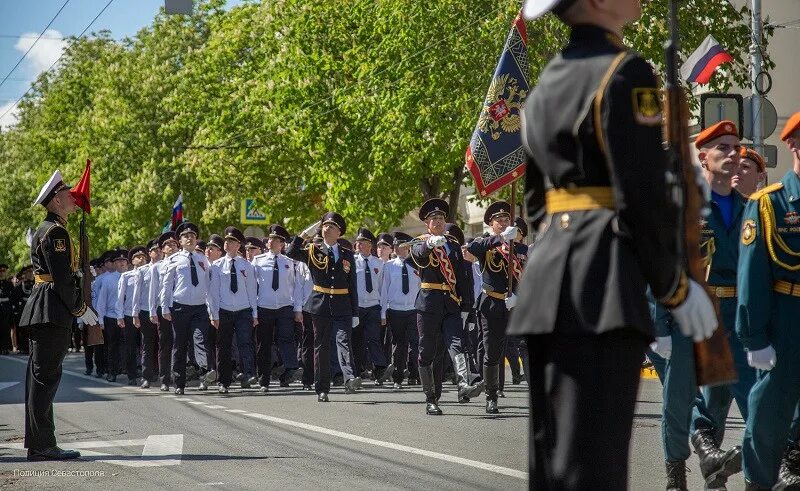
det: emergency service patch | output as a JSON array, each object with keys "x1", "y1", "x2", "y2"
[
  {"x1": 632, "y1": 88, "x2": 662, "y2": 126},
  {"x1": 742, "y1": 219, "x2": 756, "y2": 245}
]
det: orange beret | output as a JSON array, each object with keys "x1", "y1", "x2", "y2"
[
  {"x1": 740, "y1": 147, "x2": 765, "y2": 172},
  {"x1": 695, "y1": 120, "x2": 739, "y2": 149},
  {"x1": 780, "y1": 111, "x2": 800, "y2": 141}
]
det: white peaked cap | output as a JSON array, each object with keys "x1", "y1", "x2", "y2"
[
  {"x1": 33, "y1": 170, "x2": 68, "y2": 207},
  {"x1": 522, "y1": 0, "x2": 577, "y2": 20}
]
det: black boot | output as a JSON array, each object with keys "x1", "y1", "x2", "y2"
[
  {"x1": 484, "y1": 364, "x2": 499, "y2": 414},
  {"x1": 419, "y1": 366, "x2": 442, "y2": 415},
  {"x1": 777, "y1": 441, "x2": 800, "y2": 490},
  {"x1": 665, "y1": 460, "x2": 687, "y2": 491},
  {"x1": 690, "y1": 429, "x2": 742, "y2": 487},
  {"x1": 454, "y1": 354, "x2": 484, "y2": 403}
]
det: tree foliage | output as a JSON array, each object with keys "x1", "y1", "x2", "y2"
[{"x1": 0, "y1": 0, "x2": 762, "y2": 267}]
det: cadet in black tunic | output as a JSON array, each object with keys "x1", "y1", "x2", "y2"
[
  {"x1": 511, "y1": 0, "x2": 719, "y2": 488},
  {"x1": 19, "y1": 170, "x2": 99, "y2": 461}
]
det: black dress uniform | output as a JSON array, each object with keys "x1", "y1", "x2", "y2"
[
  {"x1": 286, "y1": 212, "x2": 359, "y2": 401},
  {"x1": 410, "y1": 199, "x2": 473, "y2": 415},
  {"x1": 20, "y1": 171, "x2": 90, "y2": 461},
  {"x1": 507, "y1": 17, "x2": 689, "y2": 490}
]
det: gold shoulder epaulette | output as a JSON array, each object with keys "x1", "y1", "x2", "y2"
[
  {"x1": 750, "y1": 182, "x2": 783, "y2": 201},
  {"x1": 415, "y1": 234, "x2": 428, "y2": 241}
]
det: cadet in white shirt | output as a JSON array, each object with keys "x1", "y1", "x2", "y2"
[
  {"x1": 132, "y1": 240, "x2": 161, "y2": 389},
  {"x1": 376, "y1": 233, "x2": 395, "y2": 366},
  {"x1": 96, "y1": 249, "x2": 127, "y2": 383},
  {"x1": 253, "y1": 224, "x2": 303, "y2": 390},
  {"x1": 380, "y1": 232, "x2": 420, "y2": 390},
  {"x1": 353, "y1": 228, "x2": 393, "y2": 386},
  {"x1": 161, "y1": 222, "x2": 212, "y2": 395},
  {"x1": 208, "y1": 228, "x2": 258, "y2": 393},
  {"x1": 148, "y1": 232, "x2": 178, "y2": 392},
  {"x1": 116, "y1": 247, "x2": 146, "y2": 386}
]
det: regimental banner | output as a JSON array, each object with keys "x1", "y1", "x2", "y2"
[
  {"x1": 240, "y1": 198, "x2": 267, "y2": 225},
  {"x1": 466, "y1": 12, "x2": 530, "y2": 198}
]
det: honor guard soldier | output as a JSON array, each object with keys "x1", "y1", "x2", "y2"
[
  {"x1": 161, "y1": 222, "x2": 212, "y2": 395},
  {"x1": 97, "y1": 248, "x2": 128, "y2": 382},
  {"x1": 738, "y1": 111, "x2": 800, "y2": 489},
  {"x1": 410, "y1": 199, "x2": 474, "y2": 415},
  {"x1": 353, "y1": 227, "x2": 393, "y2": 385},
  {"x1": 244, "y1": 236, "x2": 265, "y2": 262},
  {"x1": 287, "y1": 212, "x2": 359, "y2": 402},
  {"x1": 132, "y1": 240, "x2": 161, "y2": 388},
  {"x1": 737, "y1": 147, "x2": 767, "y2": 198},
  {"x1": 512, "y1": 1, "x2": 718, "y2": 488},
  {"x1": 466, "y1": 201, "x2": 525, "y2": 414},
  {"x1": 149, "y1": 231, "x2": 178, "y2": 391},
  {"x1": 116, "y1": 247, "x2": 147, "y2": 386},
  {"x1": 380, "y1": 232, "x2": 420, "y2": 390},
  {"x1": 252, "y1": 224, "x2": 303, "y2": 390},
  {"x1": 20, "y1": 170, "x2": 98, "y2": 461},
  {"x1": 209, "y1": 227, "x2": 258, "y2": 393}
]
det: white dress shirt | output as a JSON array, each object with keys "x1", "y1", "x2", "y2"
[
  {"x1": 295, "y1": 261, "x2": 313, "y2": 312},
  {"x1": 96, "y1": 271, "x2": 121, "y2": 320},
  {"x1": 380, "y1": 256, "x2": 420, "y2": 319},
  {"x1": 161, "y1": 250, "x2": 211, "y2": 313},
  {"x1": 116, "y1": 269, "x2": 137, "y2": 318},
  {"x1": 208, "y1": 255, "x2": 258, "y2": 320},
  {"x1": 355, "y1": 253, "x2": 382, "y2": 308},
  {"x1": 252, "y1": 251, "x2": 303, "y2": 311},
  {"x1": 132, "y1": 264, "x2": 153, "y2": 314}
]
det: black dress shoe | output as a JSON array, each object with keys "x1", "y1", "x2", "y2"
[
  {"x1": 426, "y1": 402, "x2": 443, "y2": 415},
  {"x1": 84, "y1": 368, "x2": 93, "y2": 375},
  {"x1": 27, "y1": 446, "x2": 81, "y2": 461},
  {"x1": 486, "y1": 400, "x2": 499, "y2": 414},
  {"x1": 175, "y1": 387, "x2": 184, "y2": 395},
  {"x1": 318, "y1": 392, "x2": 329, "y2": 402}
]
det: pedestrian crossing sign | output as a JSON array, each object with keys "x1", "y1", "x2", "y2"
[{"x1": 241, "y1": 198, "x2": 267, "y2": 225}]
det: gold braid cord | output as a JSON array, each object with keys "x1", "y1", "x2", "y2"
[
  {"x1": 306, "y1": 243, "x2": 330, "y2": 270},
  {"x1": 759, "y1": 195, "x2": 800, "y2": 271}
]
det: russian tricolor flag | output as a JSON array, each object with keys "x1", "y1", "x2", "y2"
[
  {"x1": 171, "y1": 192, "x2": 184, "y2": 230},
  {"x1": 681, "y1": 35, "x2": 733, "y2": 85}
]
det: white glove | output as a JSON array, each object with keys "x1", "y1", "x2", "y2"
[
  {"x1": 427, "y1": 235, "x2": 446, "y2": 249},
  {"x1": 352, "y1": 317, "x2": 359, "y2": 328},
  {"x1": 500, "y1": 226, "x2": 519, "y2": 243},
  {"x1": 747, "y1": 345, "x2": 776, "y2": 370},
  {"x1": 669, "y1": 279, "x2": 717, "y2": 342},
  {"x1": 649, "y1": 336, "x2": 673, "y2": 360},
  {"x1": 505, "y1": 293, "x2": 517, "y2": 310},
  {"x1": 79, "y1": 307, "x2": 99, "y2": 326},
  {"x1": 301, "y1": 220, "x2": 321, "y2": 239}
]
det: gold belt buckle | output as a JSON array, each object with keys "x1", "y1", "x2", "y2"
[{"x1": 715, "y1": 287, "x2": 725, "y2": 298}]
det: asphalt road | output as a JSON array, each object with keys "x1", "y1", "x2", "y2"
[{"x1": 0, "y1": 353, "x2": 746, "y2": 490}]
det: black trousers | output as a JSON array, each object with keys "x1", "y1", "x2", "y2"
[
  {"x1": 218, "y1": 308, "x2": 253, "y2": 387},
  {"x1": 24, "y1": 323, "x2": 71, "y2": 450},
  {"x1": 417, "y1": 310, "x2": 457, "y2": 401},
  {"x1": 139, "y1": 311, "x2": 159, "y2": 382},
  {"x1": 104, "y1": 316, "x2": 121, "y2": 376},
  {"x1": 0, "y1": 313, "x2": 11, "y2": 351},
  {"x1": 171, "y1": 303, "x2": 209, "y2": 389},
  {"x1": 387, "y1": 309, "x2": 416, "y2": 384},
  {"x1": 82, "y1": 327, "x2": 107, "y2": 375},
  {"x1": 120, "y1": 316, "x2": 139, "y2": 380},
  {"x1": 300, "y1": 312, "x2": 314, "y2": 386},
  {"x1": 351, "y1": 317, "x2": 367, "y2": 376},
  {"x1": 312, "y1": 315, "x2": 353, "y2": 394},
  {"x1": 527, "y1": 330, "x2": 647, "y2": 491},
  {"x1": 15, "y1": 324, "x2": 30, "y2": 354},
  {"x1": 156, "y1": 308, "x2": 173, "y2": 385},
  {"x1": 256, "y1": 306, "x2": 295, "y2": 387}
]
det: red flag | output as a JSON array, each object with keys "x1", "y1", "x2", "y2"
[{"x1": 71, "y1": 159, "x2": 91, "y2": 213}]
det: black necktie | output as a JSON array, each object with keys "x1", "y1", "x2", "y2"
[
  {"x1": 364, "y1": 256, "x2": 373, "y2": 293},
  {"x1": 272, "y1": 256, "x2": 279, "y2": 291},
  {"x1": 189, "y1": 253, "x2": 199, "y2": 286},
  {"x1": 401, "y1": 263, "x2": 409, "y2": 294},
  {"x1": 230, "y1": 257, "x2": 238, "y2": 293}
]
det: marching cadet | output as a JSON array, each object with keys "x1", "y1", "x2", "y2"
[
  {"x1": 161, "y1": 222, "x2": 212, "y2": 395},
  {"x1": 149, "y1": 231, "x2": 178, "y2": 392},
  {"x1": 738, "y1": 111, "x2": 800, "y2": 489},
  {"x1": 252, "y1": 224, "x2": 302, "y2": 391},
  {"x1": 461, "y1": 237, "x2": 484, "y2": 388},
  {"x1": 654, "y1": 121, "x2": 749, "y2": 489},
  {"x1": 467, "y1": 201, "x2": 525, "y2": 414},
  {"x1": 80, "y1": 259, "x2": 101, "y2": 375},
  {"x1": 409, "y1": 199, "x2": 474, "y2": 415},
  {"x1": 380, "y1": 232, "x2": 420, "y2": 390},
  {"x1": 376, "y1": 232, "x2": 395, "y2": 363},
  {"x1": 132, "y1": 240, "x2": 161, "y2": 388},
  {"x1": 97, "y1": 249, "x2": 127, "y2": 383},
  {"x1": 295, "y1": 248, "x2": 315, "y2": 390},
  {"x1": 287, "y1": 212, "x2": 360, "y2": 402},
  {"x1": 354, "y1": 227, "x2": 393, "y2": 385},
  {"x1": 209, "y1": 227, "x2": 258, "y2": 393},
  {"x1": 206, "y1": 234, "x2": 224, "y2": 262},
  {"x1": 20, "y1": 170, "x2": 98, "y2": 461},
  {"x1": 244, "y1": 236, "x2": 265, "y2": 262},
  {"x1": 116, "y1": 247, "x2": 147, "y2": 386},
  {"x1": 513, "y1": 0, "x2": 718, "y2": 488},
  {"x1": 737, "y1": 147, "x2": 768, "y2": 198},
  {"x1": 11, "y1": 265, "x2": 34, "y2": 355}
]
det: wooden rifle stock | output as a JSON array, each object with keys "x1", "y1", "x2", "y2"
[
  {"x1": 664, "y1": 0, "x2": 735, "y2": 386},
  {"x1": 80, "y1": 213, "x2": 104, "y2": 346}
]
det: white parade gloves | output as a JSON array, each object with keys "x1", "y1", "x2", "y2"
[
  {"x1": 669, "y1": 279, "x2": 717, "y2": 342},
  {"x1": 79, "y1": 307, "x2": 99, "y2": 327},
  {"x1": 747, "y1": 345, "x2": 776, "y2": 371},
  {"x1": 352, "y1": 317, "x2": 359, "y2": 328},
  {"x1": 500, "y1": 226, "x2": 519, "y2": 243},
  {"x1": 505, "y1": 293, "x2": 518, "y2": 310},
  {"x1": 300, "y1": 221, "x2": 321, "y2": 239},
  {"x1": 650, "y1": 336, "x2": 672, "y2": 360},
  {"x1": 427, "y1": 235, "x2": 446, "y2": 249}
]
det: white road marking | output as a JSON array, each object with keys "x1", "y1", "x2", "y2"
[
  {"x1": 187, "y1": 401, "x2": 207, "y2": 405},
  {"x1": 175, "y1": 397, "x2": 194, "y2": 402},
  {"x1": 225, "y1": 409, "x2": 247, "y2": 413},
  {"x1": 205, "y1": 405, "x2": 227, "y2": 409}
]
